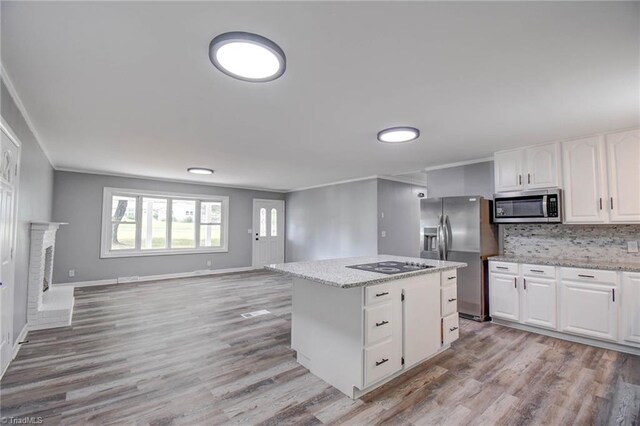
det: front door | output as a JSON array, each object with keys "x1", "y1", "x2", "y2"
[
  {"x1": 0, "y1": 127, "x2": 19, "y2": 376},
  {"x1": 252, "y1": 199, "x2": 285, "y2": 268}
]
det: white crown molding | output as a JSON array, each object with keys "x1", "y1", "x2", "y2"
[
  {"x1": 55, "y1": 166, "x2": 288, "y2": 193},
  {"x1": 0, "y1": 63, "x2": 56, "y2": 167},
  {"x1": 377, "y1": 175, "x2": 427, "y2": 187},
  {"x1": 422, "y1": 157, "x2": 493, "y2": 172},
  {"x1": 287, "y1": 175, "x2": 379, "y2": 193}
]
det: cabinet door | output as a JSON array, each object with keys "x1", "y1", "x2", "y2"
[
  {"x1": 521, "y1": 276, "x2": 557, "y2": 329},
  {"x1": 494, "y1": 150, "x2": 524, "y2": 192},
  {"x1": 402, "y1": 273, "x2": 441, "y2": 367},
  {"x1": 559, "y1": 280, "x2": 617, "y2": 342},
  {"x1": 606, "y1": 129, "x2": 640, "y2": 223},
  {"x1": 562, "y1": 136, "x2": 608, "y2": 223},
  {"x1": 622, "y1": 273, "x2": 640, "y2": 346},
  {"x1": 489, "y1": 272, "x2": 520, "y2": 321},
  {"x1": 525, "y1": 143, "x2": 560, "y2": 189}
]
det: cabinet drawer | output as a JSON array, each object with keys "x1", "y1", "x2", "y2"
[
  {"x1": 365, "y1": 282, "x2": 394, "y2": 306},
  {"x1": 441, "y1": 284, "x2": 458, "y2": 317},
  {"x1": 364, "y1": 303, "x2": 393, "y2": 346},
  {"x1": 441, "y1": 269, "x2": 457, "y2": 286},
  {"x1": 490, "y1": 261, "x2": 518, "y2": 275},
  {"x1": 561, "y1": 267, "x2": 617, "y2": 285},
  {"x1": 522, "y1": 264, "x2": 556, "y2": 279},
  {"x1": 363, "y1": 339, "x2": 400, "y2": 386},
  {"x1": 442, "y1": 314, "x2": 460, "y2": 346}
]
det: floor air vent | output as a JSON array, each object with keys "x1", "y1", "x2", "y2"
[{"x1": 241, "y1": 309, "x2": 270, "y2": 319}]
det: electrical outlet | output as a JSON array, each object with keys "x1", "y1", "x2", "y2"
[
  {"x1": 628, "y1": 241, "x2": 639, "y2": 253},
  {"x1": 381, "y1": 230, "x2": 386, "y2": 238},
  {"x1": 248, "y1": 228, "x2": 252, "y2": 234},
  {"x1": 69, "y1": 269, "x2": 75, "y2": 278},
  {"x1": 206, "y1": 260, "x2": 212, "y2": 267},
  {"x1": 380, "y1": 212, "x2": 385, "y2": 219}
]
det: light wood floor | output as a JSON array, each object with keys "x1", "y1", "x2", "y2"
[{"x1": 1, "y1": 271, "x2": 639, "y2": 425}]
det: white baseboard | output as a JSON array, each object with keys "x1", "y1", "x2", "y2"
[
  {"x1": 53, "y1": 266, "x2": 262, "y2": 288},
  {"x1": 1, "y1": 323, "x2": 29, "y2": 380}
]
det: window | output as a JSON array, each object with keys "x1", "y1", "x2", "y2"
[{"x1": 101, "y1": 188, "x2": 229, "y2": 258}]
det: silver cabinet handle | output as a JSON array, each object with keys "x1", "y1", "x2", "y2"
[
  {"x1": 578, "y1": 274, "x2": 595, "y2": 279},
  {"x1": 519, "y1": 174, "x2": 522, "y2": 185},
  {"x1": 496, "y1": 266, "x2": 509, "y2": 270},
  {"x1": 599, "y1": 198, "x2": 603, "y2": 210},
  {"x1": 611, "y1": 197, "x2": 614, "y2": 210},
  {"x1": 530, "y1": 269, "x2": 544, "y2": 273},
  {"x1": 375, "y1": 320, "x2": 389, "y2": 327},
  {"x1": 447, "y1": 298, "x2": 457, "y2": 302},
  {"x1": 528, "y1": 173, "x2": 531, "y2": 184},
  {"x1": 447, "y1": 276, "x2": 456, "y2": 280},
  {"x1": 376, "y1": 358, "x2": 389, "y2": 366},
  {"x1": 524, "y1": 278, "x2": 527, "y2": 290},
  {"x1": 514, "y1": 277, "x2": 517, "y2": 288},
  {"x1": 376, "y1": 292, "x2": 389, "y2": 297},
  {"x1": 612, "y1": 289, "x2": 615, "y2": 302},
  {"x1": 449, "y1": 326, "x2": 459, "y2": 332}
]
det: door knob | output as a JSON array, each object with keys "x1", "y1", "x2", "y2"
[{"x1": 255, "y1": 238, "x2": 259, "y2": 241}]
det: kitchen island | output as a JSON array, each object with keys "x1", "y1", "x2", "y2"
[{"x1": 266, "y1": 255, "x2": 466, "y2": 398}]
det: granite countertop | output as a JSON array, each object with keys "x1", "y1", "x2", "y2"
[
  {"x1": 265, "y1": 255, "x2": 467, "y2": 288},
  {"x1": 489, "y1": 255, "x2": 640, "y2": 273}
]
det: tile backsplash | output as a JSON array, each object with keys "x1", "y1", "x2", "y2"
[{"x1": 502, "y1": 224, "x2": 640, "y2": 263}]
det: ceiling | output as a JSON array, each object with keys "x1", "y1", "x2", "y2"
[{"x1": 2, "y1": 1, "x2": 639, "y2": 192}]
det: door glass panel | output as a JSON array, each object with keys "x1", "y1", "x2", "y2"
[
  {"x1": 171, "y1": 200, "x2": 196, "y2": 248},
  {"x1": 259, "y1": 208, "x2": 267, "y2": 237},
  {"x1": 270, "y1": 208, "x2": 277, "y2": 236},
  {"x1": 200, "y1": 224, "x2": 221, "y2": 247},
  {"x1": 141, "y1": 198, "x2": 167, "y2": 249}
]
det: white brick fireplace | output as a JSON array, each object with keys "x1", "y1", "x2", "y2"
[{"x1": 27, "y1": 222, "x2": 74, "y2": 330}]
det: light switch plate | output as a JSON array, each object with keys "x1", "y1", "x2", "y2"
[
  {"x1": 628, "y1": 241, "x2": 639, "y2": 253},
  {"x1": 381, "y1": 230, "x2": 386, "y2": 238}
]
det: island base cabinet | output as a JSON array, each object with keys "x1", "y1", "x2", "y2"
[
  {"x1": 521, "y1": 277, "x2": 557, "y2": 329},
  {"x1": 622, "y1": 273, "x2": 640, "y2": 346},
  {"x1": 560, "y1": 281, "x2": 618, "y2": 342},
  {"x1": 402, "y1": 273, "x2": 441, "y2": 367}
]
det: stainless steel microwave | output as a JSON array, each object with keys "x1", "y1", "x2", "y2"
[{"x1": 493, "y1": 189, "x2": 562, "y2": 223}]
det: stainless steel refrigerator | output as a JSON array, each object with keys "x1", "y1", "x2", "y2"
[{"x1": 420, "y1": 196, "x2": 498, "y2": 321}]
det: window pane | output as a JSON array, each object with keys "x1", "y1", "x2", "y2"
[
  {"x1": 111, "y1": 223, "x2": 136, "y2": 250},
  {"x1": 141, "y1": 198, "x2": 167, "y2": 249},
  {"x1": 201, "y1": 201, "x2": 222, "y2": 224},
  {"x1": 200, "y1": 224, "x2": 221, "y2": 247},
  {"x1": 259, "y1": 208, "x2": 267, "y2": 237},
  {"x1": 171, "y1": 200, "x2": 196, "y2": 248},
  {"x1": 112, "y1": 196, "x2": 136, "y2": 222},
  {"x1": 271, "y1": 208, "x2": 277, "y2": 236}
]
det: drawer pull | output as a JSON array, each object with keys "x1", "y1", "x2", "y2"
[
  {"x1": 449, "y1": 326, "x2": 459, "y2": 332},
  {"x1": 514, "y1": 277, "x2": 517, "y2": 288},
  {"x1": 447, "y1": 298, "x2": 457, "y2": 302},
  {"x1": 447, "y1": 276, "x2": 456, "y2": 280},
  {"x1": 375, "y1": 292, "x2": 389, "y2": 297},
  {"x1": 530, "y1": 269, "x2": 544, "y2": 273},
  {"x1": 375, "y1": 320, "x2": 389, "y2": 327},
  {"x1": 578, "y1": 274, "x2": 595, "y2": 279},
  {"x1": 612, "y1": 289, "x2": 615, "y2": 302},
  {"x1": 375, "y1": 358, "x2": 389, "y2": 366},
  {"x1": 523, "y1": 278, "x2": 527, "y2": 290},
  {"x1": 496, "y1": 266, "x2": 509, "y2": 270}
]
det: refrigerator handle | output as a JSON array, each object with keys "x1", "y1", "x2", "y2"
[
  {"x1": 437, "y1": 215, "x2": 444, "y2": 260},
  {"x1": 443, "y1": 215, "x2": 452, "y2": 260}
]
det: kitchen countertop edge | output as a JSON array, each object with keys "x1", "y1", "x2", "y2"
[{"x1": 489, "y1": 255, "x2": 640, "y2": 273}]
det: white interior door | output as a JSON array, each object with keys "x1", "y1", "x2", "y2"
[
  {"x1": 252, "y1": 199, "x2": 285, "y2": 268},
  {"x1": 0, "y1": 127, "x2": 19, "y2": 376}
]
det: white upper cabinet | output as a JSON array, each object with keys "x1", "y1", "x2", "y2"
[
  {"x1": 525, "y1": 143, "x2": 561, "y2": 189},
  {"x1": 562, "y1": 136, "x2": 608, "y2": 223},
  {"x1": 494, "y1": 143, "x2": 560, "y2": 193},
  {"x1": 494, "y1": 149, "x2": 525, "y2": 192},
  {"x1": 606, "y1": 129, "x2": 640, "y2": 222}
]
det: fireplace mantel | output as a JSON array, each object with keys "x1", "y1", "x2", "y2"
[{"x1": 27, "y1": 222, "x2": 74, "y2": 330}]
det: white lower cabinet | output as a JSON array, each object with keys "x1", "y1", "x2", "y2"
[
  {"x1": 402, "y1": 273, "x2": 441, "y2": 367},
  {"x1": 521, "y1": 276, "x2": 557, "y2": 329},
  {"x1": 559, "y1": 279, "x2": 617, "y2": 342},
  {"x1": 489, "y1": 271, "x2": 520, "y2": 321},
  {"x1": 622, "y1": 272, "x2": 640, "y2": 346}
]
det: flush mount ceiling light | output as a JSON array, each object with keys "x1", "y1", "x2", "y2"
[
  {"x1": 377, "y1": 127, "x2": 421, "y2": 144},
  {"x1": 187, "y1": 167, "x2": 214, "y2": 175},
  {"x1": 209, "y1": 31, "x2": 286, "y2": 82}
]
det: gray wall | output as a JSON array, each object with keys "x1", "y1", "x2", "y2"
[
  {"x1": 1, "y1": 79, "x2": 55, "y2": 339},
  {"x1": 285, "y1": 179, "x2": 378, "y2": 262},
  {"x1": 377, "y1": 178, "x2": 424, "y2": 258},
  {"x1": 52, "y1": 171, "x2": 284, "y2": 283},
  {"x1": 426, "y1": 161, "x2": 495, "y2": 199}
]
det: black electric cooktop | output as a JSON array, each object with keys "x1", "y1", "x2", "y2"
[{"x1": 345, "y1": 261, "x2": 435, "y2": 275}]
